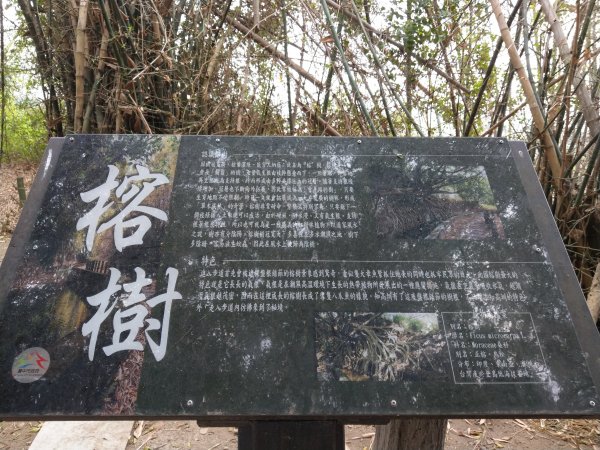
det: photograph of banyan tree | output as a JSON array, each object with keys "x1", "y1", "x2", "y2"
[
  {"x1": 358, "y1": 160, "x2": 505, "y2": 240},
  {"x1": 315, "y1": 312, "x2": 447, "y2": 382}
]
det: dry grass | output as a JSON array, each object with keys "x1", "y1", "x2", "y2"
[{"x1": 528, "y1": 419, "x2": 600, "y2": 448}]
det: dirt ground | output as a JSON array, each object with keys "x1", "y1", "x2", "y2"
[
  {"x1": 120, "y1": 419, "x2": 599, "y2": 450},
  {"x1": 0, "y1": 162, "x2": 599, "y2": 449},
  {"x1": 1, "y1": 418, "x2": 599, "y2": 450},
  {"x1": 0, "y1": 163, "x2": 37, "y2": 235}
]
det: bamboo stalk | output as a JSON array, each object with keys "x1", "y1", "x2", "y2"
[
  {"x1": 347, "y1": 0, "x2": 423, "y2": 136},
  {"x1": 438, "y1": 34, "x2": 460, "y2": 135},
  {"x1": 491, "y1": 63, "x2": 515, "y2": 136},
  {"x1": 539, "y1": 0, "x2": 600, "y2": 136},
  {"x1": 281, "y1": 2, "x2": 294, "y2": 135},
  {"x1": 321, "y1": 37, "x2": 367, "y2": 134},
  {"x1": 213, "y1": 0, "x2": 233, "y2": 44},
  {"x1": 463, "y1": 1, "x2": 516, "y2": 138},
  {"x1": 253, "y1": 0, "x2": 260, "y2": 28},
  {"x1": 225, "y1": 15, "x2": 324, "y2": 90},
  {"x1": 575, "y1": 133, "x2": 600, "y2": 204},
  {"x1": 482, "y1": 101, "x2": 527, "y2": 136},
  {"x1": 82, "y1": 73, "x2": 101, "y2": 133},
  {"x1": 378, "y1": 78, "x2": 396, "y2": 136},
  {"x1": 539, "y1": 0, "x2": 600, "y2": 201},
  {"x1": 82, "y1": 20, "x2": 110, "y2": 134},
  {"x1": 236, "y1": 42, "x2": 251, "y2": 134},
  {"x1": 325, "y1": 0, "x2": 469, "y2": 94},
  {"x1": 201, "y1": 35, "x2": 225, "y2": 107},
  {"x1": 521, "y1": 0, "x2": 539, "y2": 96},
  {"x1": 490, "y1": 0, "x2": 562, "y2": 183},
  {"x1": 405, "y1": 0, "x2": 413, "y2": 134},
  {"x1": 97, "y1": 0, "x2": 126, "y2": 69},
  {"x1": 320, "y1": 0, "x2": 378, "y2": 135},
  {"x1": 297, "y1": 101, "x2": 342, "y2": 136},
  {"x1": 321, "y1": 17, "x2": 344, "y2": 120},
  {"x1": 575, "y1": 0, "x2": 596, "y2": 60},
  {"x1": 18, "y1": 0, "x2": 65, "y2": 135},
  {"x1": 114, "y1": 71, "x2": 123, "y2": 133},
  {"x1": 565, "y1": 131, "x2": 599, "y2": 177},
  {"x1": 360, "y1": 1, "x2": 394, "y2": 135},
  {"x1": 74, "y1": 0, "x2": 89, "y2": 133}
]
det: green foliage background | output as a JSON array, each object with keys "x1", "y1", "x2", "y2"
[{"x1": 1, "y1": 20, "x2": 47, "y2": 163}]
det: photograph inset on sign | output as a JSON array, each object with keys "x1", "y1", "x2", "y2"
[
  {"x1": 315, "y1": 312, "x2": 446, "y2": 382},
  {"x1": 359, "y1": 160, "x2": 504, "y2": 240}
]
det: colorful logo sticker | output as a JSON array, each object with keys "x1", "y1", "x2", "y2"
[{"x1": 11, "y1": 347, "x2": 50, "y2": 383}]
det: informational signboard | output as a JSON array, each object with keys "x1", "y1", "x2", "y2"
[{"x1": 0, "y1": 136, "x2": 599, "y2": 419}]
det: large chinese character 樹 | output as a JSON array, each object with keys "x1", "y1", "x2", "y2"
[
  {"x1": 77, "y1": 164, "x2": 169, "y2": 252},
  {"x1": 82, "y1": 267, "x2": 181, "y2": 362}
]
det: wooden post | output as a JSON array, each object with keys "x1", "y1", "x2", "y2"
[
  {"x1": 16, "y1": 177, "x2": 26, "y2": 206},
  {"x1": 372, "y1": 418, "x2": 447, "y2": 450}
]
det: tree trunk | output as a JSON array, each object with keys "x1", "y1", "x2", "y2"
[{"x1": 372, "y1": 418, "x2": 447, "y2": 450}]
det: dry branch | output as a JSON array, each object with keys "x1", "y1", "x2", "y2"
[
  {"x1": 482, "y1": 101, "x2": 527, "y2": 136},
  {"x1": 297, "y1": 101, "x2": 341, "y2": 136},
  {"x1": 225, "y1": 15, "x2": 324, "y2": 90},
  {"x1": 325, "y1": 0, "x2": 470, "y2": 94}
]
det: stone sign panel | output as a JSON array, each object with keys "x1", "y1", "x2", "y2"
[{"x1": 0, "y1": 136, "x2": 598, "y2": 418}]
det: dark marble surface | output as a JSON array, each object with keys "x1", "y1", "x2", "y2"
[{"x1": 0, "y1": 136, "x2": 598, "y2": 418}]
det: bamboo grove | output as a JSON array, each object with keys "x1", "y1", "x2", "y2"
[{"x1": 9, "y1": 0, "x2": 600, "y2": 320}]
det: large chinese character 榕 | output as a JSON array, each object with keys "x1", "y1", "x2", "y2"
[
  {"x1": 82, "y1": 267, "x2": 181, "y2": 361},
  {"x1": 77, "y1": 164, "x2": 169, "y2": 252}
]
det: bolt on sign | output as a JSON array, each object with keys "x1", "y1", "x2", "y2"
[{"x1": 0, "y1": 136, "x2": 599, "y2": 418}]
